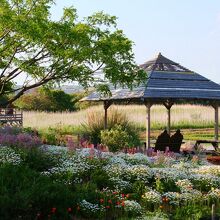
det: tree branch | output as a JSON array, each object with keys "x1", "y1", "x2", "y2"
[
  {"x1": 0, "y1": 30, "x2": 10, "y2": 42},
  {"x1": 7, "y1": 75, "x2": 58, "y2": 104},
  {"x1": 0, "y1": 47, "x2": 18, "y2": 78}
]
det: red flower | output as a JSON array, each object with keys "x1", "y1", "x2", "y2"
[
  {"x1": 100, "y1": 198, "x2": 104, "y2": 203},
  {"x1": 51, "y1": 207, "x2": 56, "y2": 213},
  {"x1": 126, "y1": 194, "x2": 129, "y2": 198},
  {"x1": 106, "y1": 206, "x2": 110, "y2": 209},
  {"x1": 121, "y1": 194, "x2": 125, "y2": 198},
  {"x1": 121, "y1": 201, "x2": 125, "y2": 207},
  {"x1": 67, "y1": 207, "x2": 72, "y2": 212},
  {"x1": 108, "y1": 199, "x2": 112, "y2": 204},
  {"x1": 116, "y1": 201, "x2": 120, "y2": 205}
]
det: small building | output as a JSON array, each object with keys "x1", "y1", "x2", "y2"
[{"x1": 81, "y1": 53, "x2": 220, "y2": 148}]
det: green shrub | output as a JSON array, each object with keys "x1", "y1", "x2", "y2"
[
  {"x1": 101, "y1": 124, "x2": 141, "y2": 152},
  {"x1": 19, "y1": 148, "x2": 59, "y2": 172},
  {"x1": 101, "y1": 125, "x2": 130, "y2": 152},
  {"x1": 0, "y1": 164, "x2": 75, "y2": 220},
  {"x1": 15, "y1": 87, "x2": 79, "y2": 112},
  {"x1": 39, "y1": 126, "x2": 75, "y2": 145},
  {"x1": 81, "y1": 108, "x2": 140, "y2": 146},
  {"x1": 40, "y1": 127, "x2": 58, "y2": 145},
  {"x1": 90, "y1": 168, "x2": 111, "y2": 190},
  {"x1": 73, "y1": 91, "x2": 99, "y2": 110}
]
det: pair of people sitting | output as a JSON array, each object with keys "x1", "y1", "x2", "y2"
[{"x1": 154, "y1": 129, "x2": 183, "y2": 153}]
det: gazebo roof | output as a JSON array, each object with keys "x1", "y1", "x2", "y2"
[{"x1": 81, "y1": 53, "x2": 220, "y2": 103}]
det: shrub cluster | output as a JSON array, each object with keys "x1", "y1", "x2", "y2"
[
  {"x1": 0, "y1": 126, "x2": 41, "y2": 149},
  {"x1": 15, "y1": 87, "x2": 80, "y2": 112},
  {"x1": 81, "y1": 108, "x2": 140, "y2": 150}
]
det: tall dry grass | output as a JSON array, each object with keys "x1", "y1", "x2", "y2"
[{"x1": 23, "y1": 104, "x2": 216, "y2": 130}]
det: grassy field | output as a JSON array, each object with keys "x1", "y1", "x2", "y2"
[
  {"x1": 23, "y1": 104, "x2": 218, "y2": 141},
  {"x1": 23, "y1": 104, "x2": 216, "y2": 129}
]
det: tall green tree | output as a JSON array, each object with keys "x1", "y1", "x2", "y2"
[
  {"x1": 15, "y1": 87, "x2": 79, "y2": 111},
  {"x1": 0, "y1": 0, "x2": 145, "y2": 106}
]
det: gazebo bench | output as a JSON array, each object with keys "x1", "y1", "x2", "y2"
[{"x1": 194, "y1": 140, "x2": 220, "y2": 151}]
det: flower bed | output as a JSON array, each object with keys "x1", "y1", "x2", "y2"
[{"x1": 0, "y1": 142, "x2": 220, "y2": 220}]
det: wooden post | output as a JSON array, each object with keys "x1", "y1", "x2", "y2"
[
  {"x1": 103, "y1": 101, "x2": 112, "y2": 129},
  {"x1": 167, "y1": 107, "x2": 171, "y2": 135},
  {"x1": 214, "y1": 105, "x2": 219, "y2": 141},
  {"x1": 145, "y1": 103, "x2": 152, "y2": 149},
  {"x1": 212, "y1": 203, "x2": 215, "y2": 220},
  {"x1": 164, "y1": 101, "x2": 173, "y2": 136}
]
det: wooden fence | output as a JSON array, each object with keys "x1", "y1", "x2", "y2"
[{"x1": 0, "y1": 108, "x2": 23, "y2": 126}]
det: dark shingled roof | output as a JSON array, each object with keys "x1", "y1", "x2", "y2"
[{"x1": 81, "y1": 53, "x2": 220, "y2": 102}]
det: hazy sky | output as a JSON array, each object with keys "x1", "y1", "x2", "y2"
[{"x1": 50, "y1": 0, "x2": 220, "y2": 82}]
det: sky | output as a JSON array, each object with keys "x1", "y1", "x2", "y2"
[{"x1": 49, "y1": 0, "x2": 220, "y2": 82}]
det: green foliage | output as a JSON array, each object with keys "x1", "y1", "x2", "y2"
[
  {"x1": 172, "y1": 203, "x2": 210, "y2": 220},
  {"x1": 15, "y1": 88, "x2": 78, "y2": 111},
  {"x1": 0, "y1": 0, "x2": 145, "y2": 105},
  {"x1": 103, "y1": 124, "x2": 140, "y2": 152},
  {"x1": 101, "y1": 125, "x2": 130, "y2": 152},
  {"x1": 81, "y1": 108, "x2": 140, "y2": 146},
  {"x1": 0, "y1": 144, "x2": 220, "y2": 219},
  {"x1": 73, "y1": 91, "x2": 99, "y2": 110},
  {"x1": 90, "y1": 168, "x2": 111, "y2": 190},
  {"x1": 19, "y1": 148, "x2": 58, "y2": 172},
  {"x1": 0, "y1": 164, "x2": 75, "y2": 220},
  {"x1": 39, "y1": 124, "x2": 80, "y2": 145}
]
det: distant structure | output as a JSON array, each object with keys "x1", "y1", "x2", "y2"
[{"x1": 81, "y1": 53, "x2": 220, "y2": 148}]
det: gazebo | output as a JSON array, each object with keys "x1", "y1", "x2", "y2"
[{"x1": 81, "y1": 53, "x2": 220, "y2": 148}]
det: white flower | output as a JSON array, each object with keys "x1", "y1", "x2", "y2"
[
  {"x1": 206, "y1": 188, "x2": 220, "y2": 200},
  {"x1": 162, "y1": 192, "x2": 180, "y2": 206},
  {"x1": 0, "y1": 146, "x2": 21, "y2": 165},
  {"x1": 117, "y1": 153, "x2": 151, "y2": 165},
  {"x1": 124, "y1": 165, "x2": 152, "y2": 183},
  {"x1": 80, "y1": 200, "x2": 103, "y2": 213},
  {"x1": 175, "y1": 179, "x2": 193, "y2": 192},
  {"x1": 40, "y1": 145, "x2": 68, "y2": 155},
  {"x1": 151, "y1": 168, "x2": 188, "y2": 181},
  {"x1": 193, "y1": 165, "x2": 220, "y2": 177},
  {"x1": 142, "y1": 190, "x2": 161, "y2": 204},
  {"x1": 189, "y1": 173, "x2": 220, "y2": 188},
  {"x1": 179, "y1": 190, "x2": 202, "y2": 202},
  {"x1": 109, "y1": 177, "x2": 131, "y2": 191},
  {"x1": 124, "y1": 200, "x2": 142, "y2": 214}
]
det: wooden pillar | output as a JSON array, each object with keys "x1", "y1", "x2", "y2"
[
  {"x1": 145, "y1": 103, "x2": 152, "y2": 149},
  {"x1": 104, "y1": 101, "x2": 112, "y2": 129},
  {"x1": 163, "y1": 101, "x2": 173, "y2": 136},
  {"x1": 167, "y1": 108, "x2": 171, "y2": 135},
  {"x1": 214, "y1": 104, "x2": 219, "y2": 141}
]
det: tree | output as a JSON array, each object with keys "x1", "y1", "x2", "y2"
[
  {"x1": 15, "y1": 87, "x2": 78, "y2": 111},
  {"x1": 0, "y1": 0, "x2": 145, "y2": 106}
]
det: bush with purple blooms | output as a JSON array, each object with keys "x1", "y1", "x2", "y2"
[{"x1": 0, "y1": 126, "x2": 42, "y2": 149}]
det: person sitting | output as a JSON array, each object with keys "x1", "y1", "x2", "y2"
[
  {"x1": 154, "y1": 129, "x2": 170, "y2": 152},
  {"x1": 170, "y1": 129, "x2": 183, "y2": 153}
]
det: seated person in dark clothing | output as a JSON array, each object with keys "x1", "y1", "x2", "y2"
[
  {"x1": 154, "y1": 130, "x2": 170, "y2": 152},
  {"x1": 170, "y1": 129, "x2": 183, "y2": 153}
]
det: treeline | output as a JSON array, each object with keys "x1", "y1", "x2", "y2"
[{"x1": 14, "y1": 88, "x2": 95, "y2": 112}]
